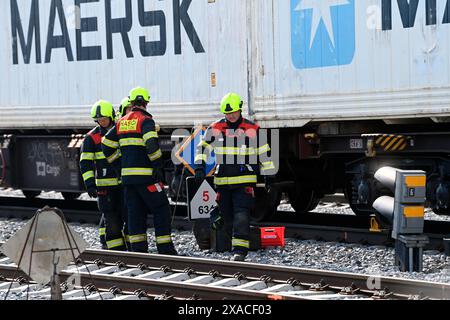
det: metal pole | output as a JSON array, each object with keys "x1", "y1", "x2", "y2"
[
  {"x1": 409, "y1": 247, "x2": 413, "y2": 272},
  {"x1": 418, "y1": 248, "x2": 423, "y2": 272},
  {"x1": 50, "y1": 249, "x2": 62, "y2": 300}
]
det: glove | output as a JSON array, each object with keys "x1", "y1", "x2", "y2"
[
  {"x1": 210, "y1": 206, "x2": 223, "y2": 230},
  {"x1": 194, "y1": 168, "x2": 205, "y2": 183},
  {"x1": 87, "y1": 187, "x2": 98, "y2": 199},
  {"x1": 154, "y1": 168, "x2": 165, "y2": 184},
  {"x1": 211, "y1": 214, "x2": 224, "y2": 230},
  {"x1": 264, "y1": 175, "x2": 276, "y2": 192}
]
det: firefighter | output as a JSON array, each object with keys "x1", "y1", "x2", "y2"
[
  {"x1": 98, "y1": 215, "x2": 107, "y2": 249},
  {"x1": 194, "y1": 93, "x2": 276, "y2": 261},
  {"x1": 102, "y1": 87, "x2": 177, "y2": 255},
  {"x1": 118, "y1": 97, "x2": 132, "y2": 119},
  {"x1": 80, "y1": 100, "x2": 127, "y2": 251},
  {"x1": 114, "y1": 96, "x2": 133, "y2": 248}
]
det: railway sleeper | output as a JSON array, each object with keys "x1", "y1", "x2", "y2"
[{"x1": 135, "y1": 270, "x2": 172, "y2": 280}]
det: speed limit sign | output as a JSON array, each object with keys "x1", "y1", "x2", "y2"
[{"x1": 186, "y1": 177, "x2": 217, "y2": 220}]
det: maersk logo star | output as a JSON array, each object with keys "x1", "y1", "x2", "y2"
[
  {"x1": 291, "y1": 0, "x2": 356, "y2": 69},
  {"x1": 295, "y1": 0, "x2": 350, "y2": 48}
]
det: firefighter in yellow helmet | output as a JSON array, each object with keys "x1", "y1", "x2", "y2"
[
  {"x1": 118, "y1": 97, "x2": 132, "y2": 119},
  {"x1": 102, "y1": 87, "x2": 177, "y2": 255},
  {"x1": 80, "y1": 100, "x2": 127, "y2": 251},
  {"x1": 194, "y1": 93, "x2": 276, "y2": 261}
]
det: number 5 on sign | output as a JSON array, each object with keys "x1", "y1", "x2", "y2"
[{"x1": 187, "y1": 177, "x2": 217, "y2": 220}]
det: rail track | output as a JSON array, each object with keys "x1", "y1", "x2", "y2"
[
  {"x1": 0, "y1": 196, "x2": 448, "y2": 251},
  {"x1": 0, "y1": 249, "x2": 449, "y2": 300}
]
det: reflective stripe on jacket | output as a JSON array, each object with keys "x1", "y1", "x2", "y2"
[
  {"x1": 79, "y1": 126, "x2": 121, "y2": 190},
  {"x1": 195, "y1": 117, "x2": 275, "y2": 187},
  {"x1": 102, "y1": 108, "x2": 162, "y2": 185}
]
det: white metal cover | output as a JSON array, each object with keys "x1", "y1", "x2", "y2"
[
  {"x1": 1, "y1": 0, "x2": 450, "y2": 130},
  {"x1": 1, "y1": 208, "x2": 87, "y2": 284}
]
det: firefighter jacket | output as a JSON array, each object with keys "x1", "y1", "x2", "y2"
[
  {"x1": 195, "y1": 116, "x2": 276, "y2": 187},
  {"x1": 80, "y1": 125, "x2": 121, "y2": 190},
  {"x1": 102, "y1": 107, "x2": 163, "y2": 185}
]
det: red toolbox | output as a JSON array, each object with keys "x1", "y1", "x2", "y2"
[{"x1": 260, "y1": 227, "x2": 285, "y2": 248}]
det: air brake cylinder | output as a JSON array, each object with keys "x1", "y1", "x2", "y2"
[
  {"x1": 435, "y1": 166, "x2": 449, "y2": 210},
  {"x1": 356, "y1": 164, "x2": 370, "y2": 205},
  {"x1": 372, "y1": 166, "x2": 428, "y2": 272},
  {"x1": 436, "y1": 183, "x2": 449, "y2": 209}
]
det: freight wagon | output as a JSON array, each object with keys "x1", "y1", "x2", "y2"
[{"x1": 1, "y1": 0, "x2": 450, "y2": 220}]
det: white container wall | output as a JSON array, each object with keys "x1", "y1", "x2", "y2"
[
  {"x1": 1, "y1": 0, "x2": 450, "y2": 130},
  {"x1": 252, "y1": 0, "x2": 450, "y2": 128},
  {"x1": 0, "y1": 0, "x2": 249, "y2": 129}
]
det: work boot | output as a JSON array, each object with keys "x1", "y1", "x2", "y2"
[
  {"x1": 230, "y1": 253, "x2": 246, "y2": 262},
  {"x1": 159, "y1": 247, "x2": 178, "y2": 256}
]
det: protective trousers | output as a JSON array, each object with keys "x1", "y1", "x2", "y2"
[
  {"x1": 97, "y1": 188, "x2": 127, "y2": 251},
  {"x1": 216, "y1": 187, "x2": 255, "y2": 256},
  {"x1": 124, "y1": 184, "x2": 175, "y2": 253},
  {"x1": 98, "y1": 214, "x2": 107, "y2": 249}
]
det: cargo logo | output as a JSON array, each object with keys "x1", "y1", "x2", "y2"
[
  {"x1": 119, "y1": 119, "x2": 138, "y2": 132},
  {"x1": 36, "y1": 161, "x2": 61, "y2": 177},
  {"x1": 291, "y1": 0, "x2": 355, "y2": 69}
]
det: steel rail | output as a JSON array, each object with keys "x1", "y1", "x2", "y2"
[
  {"x1": 77, "y1": 250, "x2": 450, "y2": 299},
  {"x1": 1, "y1": 250, "x2": 449, "y2": 300},
  {"x1": 0, "y1": 263, "x2": 303, "y2": 300}
]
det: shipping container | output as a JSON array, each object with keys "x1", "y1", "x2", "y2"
[
  {"x1": 1, "y1": 0, "x2": 450, "y2": 219},
  {"x1": 1, "y1": 0, "x2": 450, "y2": 129}
]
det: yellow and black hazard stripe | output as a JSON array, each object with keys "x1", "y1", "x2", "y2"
[{"x1": 374, "y1": 134, "x2": 408, "y2": 152}]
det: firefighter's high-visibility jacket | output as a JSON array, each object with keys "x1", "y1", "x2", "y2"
[
  {"x1": 195, "y1": 117, "x2": 275, "y2": 187},
  {"x1": 80, "y1": 126, "x2": 121, "y2": 190},
  {"x1": 102, "y1": 107, "x2": 163, "y2": 185}
]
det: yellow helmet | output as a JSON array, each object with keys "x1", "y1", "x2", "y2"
[
  {"x1": 118, "y1": 97, "x2": 132, "y2": 117},
  {"x1": 129, "y1": 87, "x2": 150, "y2": 103},
  {"x1": 90, "y1": 100, "x2": 115, "y2": 121},
  {"x1": 220, "y1": 93, "x2": 243, "y2": 114}
]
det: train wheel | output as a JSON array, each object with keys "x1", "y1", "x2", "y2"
[
  {"x1": 22, "y1": 190, "x2": 41, "y2": 199},
  {"x1": 344, "y1": 185, "x2": 373, "y2": 216},
  {"x1": 62, "y1": 192, "x2": 81, "y2": 200},
  {"x1": 251, "y1": 187, "x2": 281, "y2": 222},
  {"x1": 287, "y1": 187, "x2": 320, "y2": 213}
]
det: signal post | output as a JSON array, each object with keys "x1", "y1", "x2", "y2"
[{"x1": 372, "y1": 167, "x2": 428, "y2": 272}]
